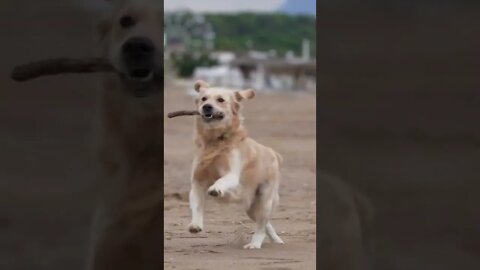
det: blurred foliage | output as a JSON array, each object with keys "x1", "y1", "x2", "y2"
[
  {"x1": 171, "y1": 53, "x2": 218, "y2": 78},
  {"x1": 205, "y1": 13, "x2": 316, "y2": 56}
]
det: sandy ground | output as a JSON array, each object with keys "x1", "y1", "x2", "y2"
[{"x1": 163, "y1": 79, "x2": 317, "y2": 270}]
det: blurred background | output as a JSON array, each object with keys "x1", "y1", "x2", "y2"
[
  {"x1": 163, "y1": 0, "x2": 316, "y2": 269},
  {"x1": 164, "y1": 0, "x2": 316, "y2": 91},
  {"x1": 318, "y1": 0, "x2": 480, "y2": 269}
]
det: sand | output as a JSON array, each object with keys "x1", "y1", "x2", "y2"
[{"x1": 163, "y1": 78, "x2": 317, "y2": 270}]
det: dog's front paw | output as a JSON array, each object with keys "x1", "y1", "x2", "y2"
[
  {"x1": 207, "y1": 185, "x2": 223, "y2": 197},
  {"x1": 188, "y1": 223, "x2": 203, "y2": 234},
  {"x1": 243, "y1": 242, "x2": 262, "y2": 249}
]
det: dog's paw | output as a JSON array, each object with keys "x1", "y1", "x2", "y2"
[
  {"x1": 269, "y1": 235, "x2": 285, "y2": 244},
  {"x1": 207, "y1": 185, "x2": 223, "y2": 197},
  {"x1": 273, "y1": 238, "x2": 285, "y2": 244},
  {"x1": 188, "y1": 223, "x2": 203, "y2": 234},
  {"x1": 243, "y1": 242, "x2": 262, "y2": 249}
]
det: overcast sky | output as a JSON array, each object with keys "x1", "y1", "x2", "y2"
[
  {"x1": 165, "y1": 0, "x2": 287, "y2": 13},
  {"x1": 74, "y1": 0, "x2": 290, "y2": 14}
]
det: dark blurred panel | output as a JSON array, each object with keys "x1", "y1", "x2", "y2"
[
  {"x1": 318, "y1": 1, "x2": 480, "y2": 269},
  {"x1": 0, "y1": 1, "x2": 99, "y2": 269}
]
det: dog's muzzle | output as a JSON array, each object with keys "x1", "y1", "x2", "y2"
[
  {"x1": 120, "y1": 37, "x2": 163, "y2": 98},
  {"x1": 121, "y1": 37, "x2": 159, "y2": 82},
  {"x1": 201, "y1": 104, "x2": 224, "y2": 122}
]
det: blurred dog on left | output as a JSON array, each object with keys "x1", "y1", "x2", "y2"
[{"x1": 86, "y1": 1, "x2": 163, "y2": 270}]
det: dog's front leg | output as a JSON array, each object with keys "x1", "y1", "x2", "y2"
[
  {"x1": 188, "y1": 179, "x2": 206, "y2": 233},
  {"x1": 207, "y1": 150, "x2": 242, "y2": 198},
  {"x1": 207, "y1": 173, "x2": 240, "y2": 198}
]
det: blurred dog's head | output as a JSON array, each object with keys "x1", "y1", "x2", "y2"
[
  {"x1": 193, "y1": 80, "x2": 255, "y2": 129},
  {"x1": 97, "y1": 0, "x2": 162, "y2": 97}
]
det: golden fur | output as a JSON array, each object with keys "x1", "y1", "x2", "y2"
[{"x1": 188, "y1": 80, "x2": 285, "y2": 249}]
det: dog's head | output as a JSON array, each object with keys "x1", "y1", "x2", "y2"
[
  {"x1": 193, "y1": 80, "x2": 255, "y2": 129},
  {"x1": 97, "y1": 0, "x2": 162, "y2": 97}
]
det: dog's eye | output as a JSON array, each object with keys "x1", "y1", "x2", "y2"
[
  {"x1": 217, "y1": 97, "x2": 225, "y2": 103},
  {"x1": 201, "y1": 97, "x2": 207, "y2": 102},
  {"x1": 120, "y1": 16, "x2": 136, "y2": 28}
]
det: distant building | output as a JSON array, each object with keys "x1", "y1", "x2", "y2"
[
  {"x1": 192, "y1": 49, "x2": 316, "y2": 92},
  {"x1": 210, "y1": 51, "x2": 236, "y2": 65}
]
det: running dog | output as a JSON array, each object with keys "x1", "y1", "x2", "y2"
[{"x1": 188, "y1": 80, "x2": 285, "y2": 249}]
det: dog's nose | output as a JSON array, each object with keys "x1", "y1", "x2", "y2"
[
  {"x1": 202, "y1": 104, "x2": 213, "y2": 114},
  {"x1": 122, "y1": 37, "x2": 155, "y2": 56}
]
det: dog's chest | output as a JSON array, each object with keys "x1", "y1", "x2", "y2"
[{"x1": 193, "y1": 151, "x2": 230, "y2": 184}]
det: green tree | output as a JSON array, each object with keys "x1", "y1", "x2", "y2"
[{"x1": 205, "y1": 13, "x2": 316, "y2": 57}]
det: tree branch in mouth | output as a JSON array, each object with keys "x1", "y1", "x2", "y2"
[
  {"x1": 167, "y1": 110, "x2": 200, "y2": 118},
  {"x1": 167, "y1": 110, "x2": 224, "y2": 119},
  {"x1": 11, "y1": 57, "x2": 114, "y2": 82}
]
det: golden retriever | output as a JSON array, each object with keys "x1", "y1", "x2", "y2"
[
  {"x1": 86, "y1": 0, "x2": 163, "y2": 269},
  {"x1": 187, "y1": 80, "x2": 285, "y2": 249}
]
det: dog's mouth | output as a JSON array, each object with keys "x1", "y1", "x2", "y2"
[
  {"x1": 127, "y1": 68, "x2": 154, "y2": 82},
  {"x1": 119, "y1": 67, "x2": 163, "y2": 98},
  {"x1": 202, "y1": 112, "x2": 225, "y2": 122}
]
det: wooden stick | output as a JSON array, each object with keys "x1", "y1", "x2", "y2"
[
  {"x1": 167, "y1": 110, "x2": 200, "y2": 118},
  {"x1": 167, "y1": 111, "x2": 225, "y2": 119},
  {"x1": 11, "y1": 57, "x2": 114, "y2": 82}
]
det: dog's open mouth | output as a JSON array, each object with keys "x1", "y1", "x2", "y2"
[
  {"x1": 121, "y1": 69, "x2": 157, "y2": 98},
  {"x1": 127, "y1": 68, "x2": 154, "y2": 82},
  {"x1": 202, "y1": 112, "x2": 224, "y2": 122}
]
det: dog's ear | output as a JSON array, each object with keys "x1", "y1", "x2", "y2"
[
  {"x1": 194, "y1": 80, "x2": 209, "y2": 93},
  {"x1": 234, "y1": 89, "x2": 255, "y2": 102}
]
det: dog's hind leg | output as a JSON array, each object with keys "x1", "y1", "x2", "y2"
[
  {"x1": 266, "y1": 222, "x2": 284, "y2": 244},
  {"x1": 245, "y1": 206, "x2": 268, "y2": 249},
  {"x1": 265, "y1": 192, "x2": 284, "y2": 244},
  {"x1": 244, "y1": 182, "x2": 279, "y2": 249}
]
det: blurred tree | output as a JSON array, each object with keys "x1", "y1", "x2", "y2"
[
  {"x1": 171, "y1": 53, "x2": 218, "y2": 78},
  {"x1": 206, "y1": 13, "x2": 316, "y2": 57}
]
